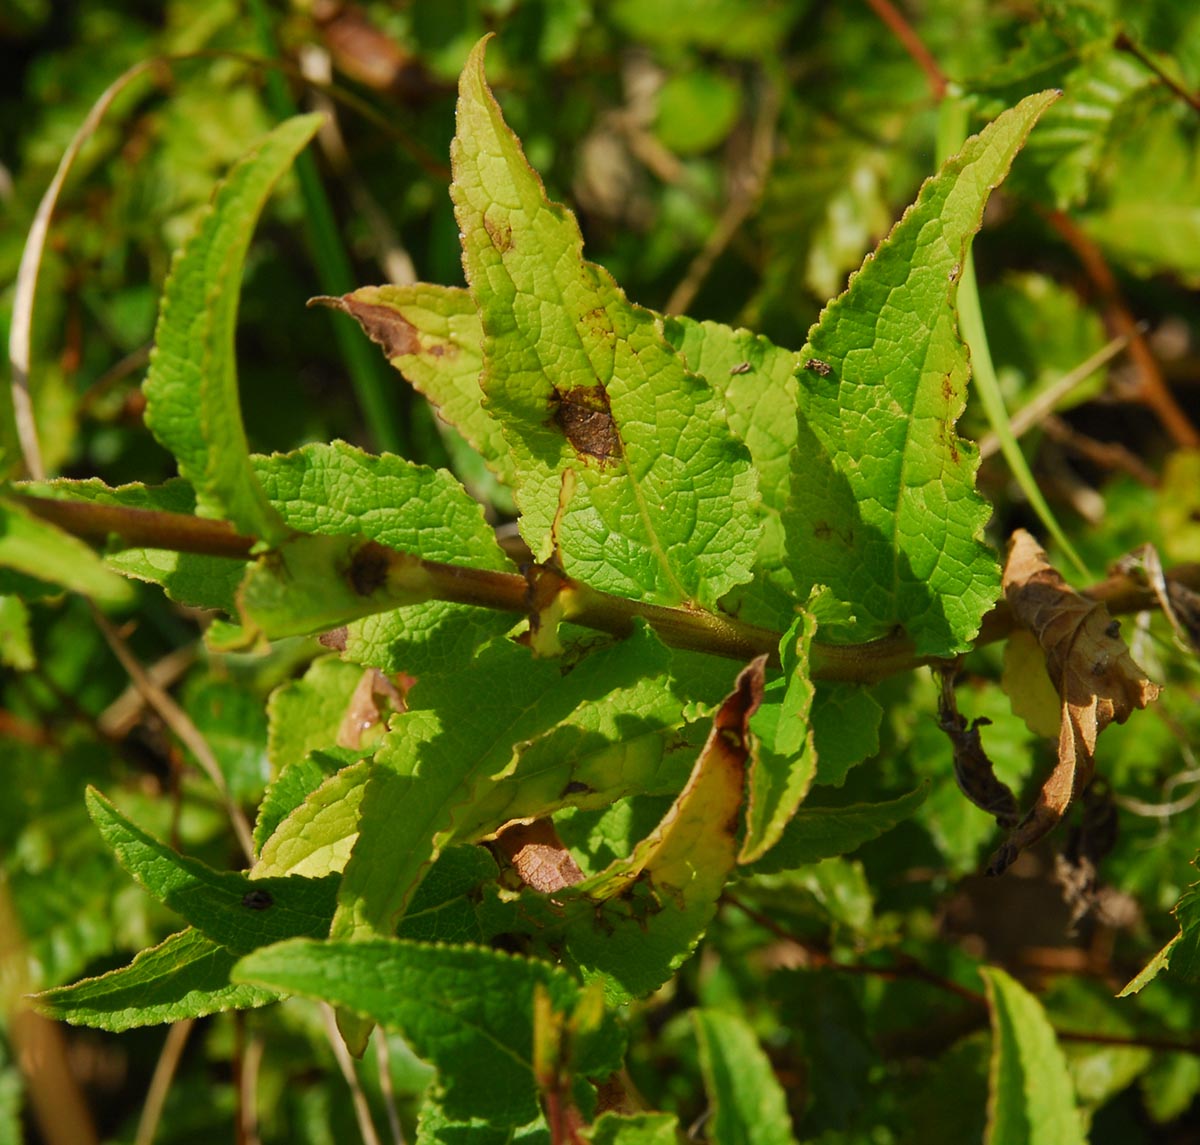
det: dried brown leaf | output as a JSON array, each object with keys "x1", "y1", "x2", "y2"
[{"x1": 989, "y1": 530, "x2": 1160, "y2": 874}]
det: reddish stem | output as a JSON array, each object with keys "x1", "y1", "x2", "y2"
[
  {"x1": 1042, "y1": 208, "x2": 1200, "y2": 449},
  {"x1": 863, "y1": 0, "x2": 948, "y2": 101}
]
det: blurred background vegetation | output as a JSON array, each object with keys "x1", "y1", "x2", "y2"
[{"x1": 3, "y1": 0, "x2": 1200, "y2": 1141}]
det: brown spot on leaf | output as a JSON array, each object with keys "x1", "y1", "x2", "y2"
[
  {"x1": 347, "y1": 541, "x2": 391, "y2": 597},
  {"x1": 551, "y1": 385, "x2": 622, "y2": 464},
  {"x1": 729, "y1": 362, "x2": 752, "y2": 375},
  {"x1": 322, "y1": 297, "x2": 421, "y2": 359},
  {"x1": 484, "y1": 213, "x2": 513, "y2": 253},
  {"x1": 803, "y1": 358, "x2": 832, "y2": 377}
]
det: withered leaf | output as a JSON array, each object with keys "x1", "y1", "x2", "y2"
[
  {"x1": 491, "y1": 818, "x2": 585, "y2": 894},
  {"x1": 989, "y1": 530, "x2": 1160, "y2": 875},
  {"x1": 937, "y1": 669, "x2": 1019, "y2": 830}
]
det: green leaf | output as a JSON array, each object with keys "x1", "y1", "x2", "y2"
[
  {"x1": 329, "y1": 284, "x2": 515, "y2": 486},
  {"x1": 34, "y1": 927, "x2": 277, "y2": 1031},
  {"x1": 0, "y1": 497, "x2": 133, "y2": 605},
  {"x1": 584, "y1": 1113, "x2": 679, "y2": 1145},
  {"x1": 254, "y1": 746, "x2": 362, "y2": 852},
  {"x1": 0, "y1": 594, "x2": 34, "y2": 669},
  {"x1": 254, "y1": 441, "x2": 511, "y2": 570},
  {"x1": 782, "y1": 91, "x2": 1059, "y2": 656},
  {"x1": 266, "y1": 655, "x2": 372, "y2": 774},
  {"x1": 142, "y1": 115, "x2": 323, "y2": 544},
  {"x1": 252, "y1": 758, "x2": 370, "y2": 878},
  {"x1": 451, "y1": 37, "x2": 759, "y2": 607},
  {"x1": 981, "y1": 966, "x2": 1086, "y2": 1145},
  {"x1": 693, "y1": 1009, "x2": 798, "y2": 1145},
  {"x1": 85, "y1": 788, "x2": 336, "y2": 954},
  {"x1": 449, "y1": 644, "x2": 693, "y2": 840},
  {"x1": 233, "y1": 938, "x2": 625, "y2": 1126},
  {"x1": 240, "y1": 440, "x2": 515, "y2": 644},
  {"x1": 748, "y1": 783, "x2": 928, "y2": 874},
  {"x1": 395, "y1": 845, "x2": 499, "y2": 946},
  {"x1": 810, "y1": 681, "x2": 883, "y2": 786},
  {"x1": 416, "y1": 1096, "x2": 548, "y2": 1144},
  {"x1": 663, "y1": 316, "x2": 803, "y2": 626},
  {"x1": 739, "y1": 612, "x2": 817, "y2": 864},
  {"x1": 333, "y1": 627, "x2": 667, "y2": 940}
]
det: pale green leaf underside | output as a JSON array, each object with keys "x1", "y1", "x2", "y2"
[
  {"x1": 35, "y1": 927, "x2": 277, "y2": 1031},
  {"x1": 0, "y1": 497, "x2": 132, "y2": 605},
  {"x1": 982, "y1": 966, "x2": 1086, "y2": 1145},
  {"x1": 693, "y1": 1009, "x2": 799, "y2": 1145},
  {"x1": 233, "y1": 938, "x2": 623, "y2": 1126},
  {"x1": 143, "y1": 114, "x2": 323, "y2": 544},
  {"x1": 784, "y1": 91, "x2": 1059, "y2": 656},
  {"x1": 451, "y1": 38, "x2": 759, "y2": 608}
]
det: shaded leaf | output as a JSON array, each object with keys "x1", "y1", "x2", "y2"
[
  {"x1": 86, "y1": 788, "x2": 336, "y2": 954},
  {"x1": 748, "y1": 783, "x2": 928, "y2": 874},
  {"x1": 693, "y1": 1009, "x2": 798, "y2": 1145}
]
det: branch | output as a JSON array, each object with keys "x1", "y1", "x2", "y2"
[{"x1": 12, "y1": 492, "x2": 1200, "y2": 684}]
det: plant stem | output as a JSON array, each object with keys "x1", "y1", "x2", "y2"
[{"x1": 15, "y1": 492, "x2": 1200, "y2": 684}]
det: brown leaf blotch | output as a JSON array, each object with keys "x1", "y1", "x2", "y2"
[
  {"x1": 551, "y1": 384, "x2": 622, "y2": 464},
  {"x1": 331, "y1": 297, "x2": 421, "y2": 359},
  {"x1": 347, "y1": 541, "x2": 391, "y2": 597}
]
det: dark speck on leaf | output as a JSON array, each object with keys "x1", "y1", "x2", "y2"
[
  {"x1": 348, "y1": 542, "x2": 390, "y2": 596},
  {"x1": 803, "y1": 358, "x2": 832, "y2": 377},
  {"x1": 729, "y1": 361, "x2": 752, "y2": 375},
  {"x1": 564, "y1": 780, "x2": 591, "y2": 795},
  {"x1": 242, "y1": 889, "x2": 274, "y2": 911}
]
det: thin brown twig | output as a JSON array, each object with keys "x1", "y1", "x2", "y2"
[
  {"x1": 1114, "y1": 31, "x2": 1200, "y2": 116},
  {"x1": 135, "y1": 1020, "x2": 195, "y2": 1145},
  {"x1": 723, "y1": 895, "x2": 1200, "y2": 1057},
  {"x1": 320, "y1": 1003, "x2": 383, "y2": 1145},
  {"x1": 374, "y1": 1033, "x2": 406, "y2": 1145},
  {"x1": 665, "y1": 75, "x2": 782, "y2": 316},
  {"x1": 1041, "y1": 415, "x2": 1161, "y2": 488},
  {"x1": 15, "y1": 491, "x2": 1200, "y2": 683},
  {"x1": 88, "y1": 604, "x2": 256, "y2": 864},
  {"x1": 1042, "y1": 208, "x2": 1200, "y2": 449},
  {"x1": 862, "y1": 0, "x2": 949, "y2": 101}
]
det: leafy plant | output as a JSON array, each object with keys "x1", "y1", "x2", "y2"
[{"x1": 5, "y1": 4, "x2": 1200, "y2": 1143}]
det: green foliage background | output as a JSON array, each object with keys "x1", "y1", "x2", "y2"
[{"x1": 3, "y1": 1, "x2": 1200, "y2": 1142}]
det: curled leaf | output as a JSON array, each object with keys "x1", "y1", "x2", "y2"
[
  {"x1": 937, "y1": 669, "x2": 1019, "y2": 831},
  {"x1": 989, "y1": 530, "x2": 1160, "y2": 875}
]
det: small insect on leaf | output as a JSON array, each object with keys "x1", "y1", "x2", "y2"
[{"x1": 242, "y1": 889, "x2": 274, "y2": 911}]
